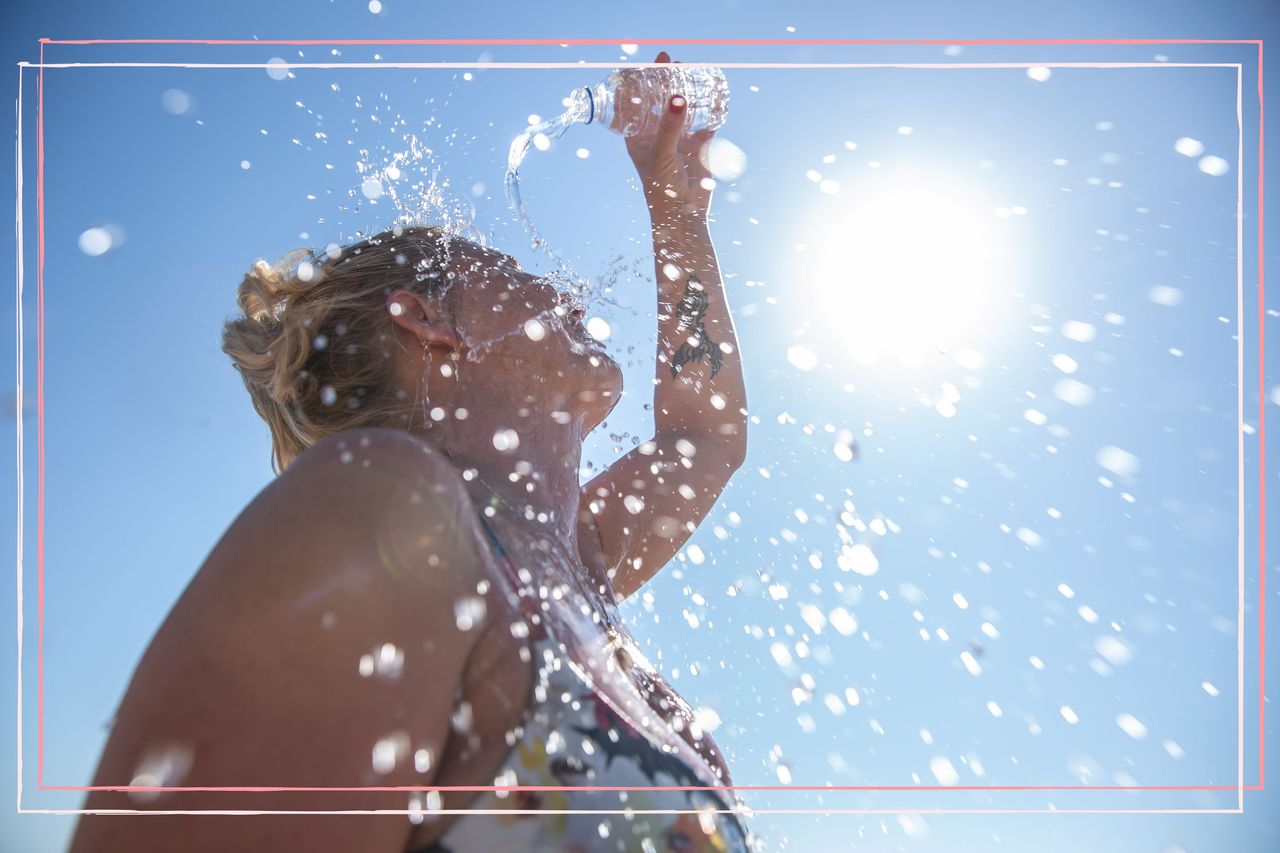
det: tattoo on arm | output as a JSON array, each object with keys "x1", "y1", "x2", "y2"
[{"x1": 669, "y1": 275, "x2": 723, "y2": 379}]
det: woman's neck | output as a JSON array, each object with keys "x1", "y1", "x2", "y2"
[{"x1": 408, "y1": 407, "x2": 588, "y2": 553}]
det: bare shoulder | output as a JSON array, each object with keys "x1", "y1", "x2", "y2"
[
  {"x1": 67, "y1": 428, "x2": 496, "y2": 852},
  {"x1": 286, "y1": 426, "x2": 465, "y2": 502},
  {"x1": 252, "y1": 426, "x2": 490, "y2": 591}
]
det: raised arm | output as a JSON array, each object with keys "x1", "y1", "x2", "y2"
[
  {"x1": 69, "y1": 428, "x2": 494, "y2": 853},
  {"x1": 582, "y1": 51, "x2": 748, "y2": 602}
]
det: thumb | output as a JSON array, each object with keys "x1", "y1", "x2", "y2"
[{"x1": 653, "y1": 93, "x2": 687, "y2": 162}]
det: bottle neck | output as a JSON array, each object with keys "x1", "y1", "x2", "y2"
[{"x1": 581, "y1": 81, "x2": 611, "y2": 129}]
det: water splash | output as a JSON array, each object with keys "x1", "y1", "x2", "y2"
[{"x1": 504, "y1": 93, "x2": 593, "y2": 283}]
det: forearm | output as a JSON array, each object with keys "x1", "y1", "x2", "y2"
[{"x1": 649, "y1": 212, "x2": 747, "y2": 459}]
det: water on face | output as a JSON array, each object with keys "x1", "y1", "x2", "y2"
[{"x1": 309, "y1": 78, "x2": 650, "y2": 377}]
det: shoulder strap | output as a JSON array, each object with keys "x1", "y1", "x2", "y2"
[{"x1": 475, "y1": 508, "x2": 540, "y2": 621}]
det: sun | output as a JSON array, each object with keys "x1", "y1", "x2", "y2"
[{"x1": 806, "y1": 183, "x2": 1002, "y2": 367}]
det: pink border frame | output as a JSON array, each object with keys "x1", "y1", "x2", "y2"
[{"x1": 22, "y1": 37, "x2": 1265, "y2": 805}]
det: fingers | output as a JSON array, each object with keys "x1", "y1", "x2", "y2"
[
  {"x1": 677, "y1": 127, "x2": 715, "y2": 155},
  {"x1": 653, "y1": 93, "x2": 687, "y2": 165}
]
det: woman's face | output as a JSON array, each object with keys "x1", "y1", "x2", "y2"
[{"x1": 442, "y1": 240, "x2": 623, "y2": 427}]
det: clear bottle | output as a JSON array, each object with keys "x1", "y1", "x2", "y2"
[{"x1": 568, "y1": 64, "x2": 730, "y2": 137}]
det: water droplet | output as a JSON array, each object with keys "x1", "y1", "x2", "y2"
[
  {"x1": 1094, "y1": 634, "x2": 1134, "y2": 665},
  {"x1": 160, "y1": 88, "x2": 191, "y2": 115},
  {"x1": 897, "y1": 813, "x2": 931, "y2": 839},
  {"x1": 704, "y1": 137, "x2": 748, "y2": 181},
  {"x1": 1174, "y1": 137, "x2": 1204, "y2": 157},
  {"x1": 1148, "y1": 284, "x2": 1184, "y2": 306},
  {"x1": 929, "y1": 756, "x2": 959, "y2": 785},
  {"x1": 1027, "y1": 65, "x2": 1052, "y2": 82},
  {"x1": 451, "y1": 701, "x2": 473, "y2": 733},
  {"x1": 838, "y1": 542, "x2": 879, "y2": 576},
  {"x1": 1096, "y1": 445, "x2": 1140, "y2": 478},
  {"x1": 368, "y1": 0, "x2": 383, "y2": 12},
  {"x1": 1116, "y1": 713, "x2": 1148, "y2": 739},
  {"x1": 265, "y1": 58, "x2": 289, "y2": 81},
  {"x1": 372, "y1": 731, "x2": 410, "y2": 774},
  {"x1": 1198, "y1": 155, "x2": 1230, "y2": 176},
  {"x1": 828, "y1": 607, "x2": 858, "y2": 636},
  {"x1": 524, "y1": 318, "x2": 547, "y2": 341},
  {"x1": 585, "y1": 316, "x2": 612, "y2": 341},
  {"x1": 376, "y1": 642, "x2": 404, "y2": 677},
  {"x1": 407, "y1": 792, "x2": 425, "y2": 824},
  {"x1": 454, "y1": 595, "x2": 487, "y2": 631},
  {"x1": 1053, "y1": 378, "x2": 1095, "y2": 407},
  {"x1": 78, "y1": 227, "x2": 115, "y2": 257},
  {"x1": 128, "y1": 741, "x2": 194, "y2": 803},
  {"x1": 1061, "y1": 320, "x2": 1096, "y2": 342},
  {"x1": 361, "y1": 177, "x2": 386, "y2": 200},
  {"x1": 493, "y1": 429, "x2": 519, "y2": 452},
  {"x1": 1016, "y1": 527, "x2": 1043, "y2": 548},
  {"x1": 787, "y1": 345, "x2": 818, "y2": 371},
  {"x1": 1051, "y1": 353, "x2": 1078, "y2": 374}
]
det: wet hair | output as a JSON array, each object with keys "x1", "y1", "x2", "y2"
[{"x1": 220, "y1": 224, "x2": 465, "y2": 476}]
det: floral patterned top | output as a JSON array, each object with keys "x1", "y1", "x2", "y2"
[{"x1": 408, "y1": 509, "x2": 761, "y2": 853}]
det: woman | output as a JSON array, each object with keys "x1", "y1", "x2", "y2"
[{"x1": 69, "y1": 50, "x2": 753, "y2": 852}]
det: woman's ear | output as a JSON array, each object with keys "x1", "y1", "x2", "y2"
[{"x1": 387, "y1": 289, "x2": 460, "y2": 349}]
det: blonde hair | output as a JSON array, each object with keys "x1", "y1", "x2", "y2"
[{"x1": 220, "y1": 224, "x2": 461, "y2": 476}]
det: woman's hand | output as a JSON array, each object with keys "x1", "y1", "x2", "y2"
[{"x1": 624, "y1": 50, "x2": 717, "y2": 227}]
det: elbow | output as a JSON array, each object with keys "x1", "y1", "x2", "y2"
[{"x1": 717, "y1": 420, "x2": 748, "y2": 469}]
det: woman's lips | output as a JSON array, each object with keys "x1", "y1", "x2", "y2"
[{"x1": 566, "y1": 313, "x2": 606, "y2": 348}]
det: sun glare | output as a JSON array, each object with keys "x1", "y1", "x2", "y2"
[{"x1": 809, "y1": 184, "x2": 1001, "y2": 366}]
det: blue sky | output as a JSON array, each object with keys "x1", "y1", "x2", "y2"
[{"x1": 3, "y1": 1, "x2": 1279, "y2": 851}]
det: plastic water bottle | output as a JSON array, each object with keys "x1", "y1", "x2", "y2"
[{"x1": 570, "y1": 64, "x2": 730, "y2": 137}]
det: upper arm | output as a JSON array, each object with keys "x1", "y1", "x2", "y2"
[
  {"x1": 581, "y1": 431, "x2": 743, "y2": 603},
  {"x1": 70, "y1": 428, "x2": 493, "y2": 853}
]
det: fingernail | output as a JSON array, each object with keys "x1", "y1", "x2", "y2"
[{"x1": 669, "y1": 94, "x2": 686, "y2": 114}]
